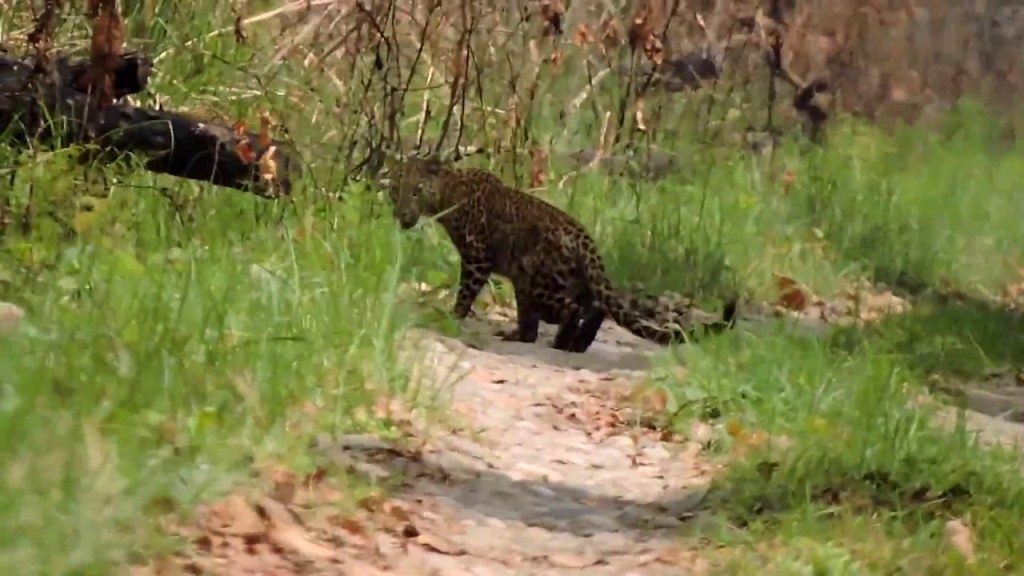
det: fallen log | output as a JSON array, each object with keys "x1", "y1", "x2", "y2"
[{"x1": 0, "y1": 53, "x2": 297, "y2": 198}]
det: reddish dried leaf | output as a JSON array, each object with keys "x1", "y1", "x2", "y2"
[
  {"x1": 258, "y1": 110, "x2": 274, "y2": 148},
  {"x1": 78, "y1": 0, "x2": 124, "y2": 110},
  {"x1": 549, "y1": 48, "x2": 563, "y2": 67},
  {"x1": 257, "y1": 498, "x2": 338, "y2": 561},
  {"x1": 628, "y1": 5, "x2": 653, "y2": 53},
  {"x1": 730, "y1": 428, "x2": 771, "y2": 459},
  {"x1": 779, "y1": 287, "x2": 809, "y2": 311},
  {"x1": 529, "y1": 147, "x2": 548, "y2": 188},
  {"x1": 781, "y1": 169, "x2": 797, "y2": 191},
  {"x1": 236, "y1": 140, "x2": 257, "y2": 164},
  {"x1": 600, "y1": 16, "x2": 622, "y2": 53},
  {"x1": 573, "y1": 23, "x2": 593, "y2": 46},
  {"x1": 201, "y1": 495, "x2": 263, "y2": 538},
  {"x1": 383, "y1": 500, "x2": 412, "y2": 524},
  {"x1": 538, "y1": 0, "x2": 564, "y2": 37},
  {"x1": 643, "y1": 34, "x2": 664, "y2": 66},
  {"x1": 233, "y1": 119, "x2": 256, "y2": 164},
  {"x1": 1004, "y1": 281, "x2": 1024, "y2": 304},
  {"x1": 333, "y1": 515, "x2": 370, "y2": 538},
  {"x1": 725, "y1": 419, "x2": 744, "y2": 438},
  {"x1": 303, "y1": 466, "x2": 328, "y2": 486},
  {"x1": 358, "y1": 491, "x2": 387, "y2": 512},
  {"x1": 775, "y1": 274, "x2": 811, "y2": 311}
]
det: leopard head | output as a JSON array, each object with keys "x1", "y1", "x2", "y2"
[{"x1": 387, "y1": 156, "x2": 446, "y2": 230}]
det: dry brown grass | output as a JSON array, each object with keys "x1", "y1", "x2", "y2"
[{"x1": 263, "y1": 0, "x2": 1022, "y2": 167}]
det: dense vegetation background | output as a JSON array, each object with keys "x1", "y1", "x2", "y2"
[{"x1": 1, "y1": 1, "x2": 1023, "y2": 573}]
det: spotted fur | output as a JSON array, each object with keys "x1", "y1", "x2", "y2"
[{"x1": 386, "y1": 156, "x2": 737, "y2": 353}]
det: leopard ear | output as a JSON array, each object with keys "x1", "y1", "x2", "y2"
[{"x1": 421, "y1": 156, "x2": 445, "y2": 175}]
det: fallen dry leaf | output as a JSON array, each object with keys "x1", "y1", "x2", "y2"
[
  {"x1": 600, "y1": 16, "x2": 622, "y2": 54},
  {"x1": 628, "y1": 5, "x2": 654, "y2": 54},
  {"x1": 635, "y1": 97, "x2": 648, "y2": 132},
  {"x1": 201, "y1": 494, "x2": 264, "y2": 538},
  {"x1": 855, "y1": 290, "x2": 909, "y2": 322},
  {"x1": 379, "y1": 499, "x2": 419, "y2": 537},
  {"x1": 259, "y1": 146, "x2": 279, "y2": 183},
  {"x1": 233, "y1": 121, "x2": 257, "y2": 164},
  {"x1": 781, "y1": 169, "x2": 797, "y2": 192},
  {"x1": 383, "y1": 500, "x2": 412, "y2": 524},
  {"x1": 1003, "y1": 281, "x2": 1024, "y2": 305},
  {"x1": 656, "y1": 546, "x2": 710, "y2": 574},
  {"x1": 632, "y1": 384, "x2": 669, "y2": 413},
  {"x1": 358, "y1": 491, "x2": 387, "y2": 512},
  {"x1": 643, "y1": 36, "x2": 664, "y2": 65},
  {"x1": 530, "y1": 147, "x2": 549, "y2": 188},
  {"x1": 944, "y1": 518, "x2": 976, "y2": 563},
  {"x1": 257, "y1": 498, "x2": 338, "y2": 561},
  {"x1": 549, "y1": 48, "x2": 563, "y2": 68},
  {"x1": 546, "y1": 552, "x2": 600, "y2": 568},
  {"x1": 775, "y1": 274, "x2": 811, "y2": 311},
  {"x1": 573, "y1": 23, "x2": 593, "y2": 46},
  {"x1": 725, "y1": 419, "x2": 745, "y2": 439},
  {"x1": 329, "y1": 515, "x2": 374, "y2": 549},
  {"x1": 269, "y1": 467, "x2": 297, "y2": 505},
  {"x1": 414, "y1": 532, "x2": 466, "y2": 555},
  {"x1": 538, "y1": 0, "x2": 564, "y2": 36},
  {"x1": 258, "y1": 110, "x2": 274, "y2": 148},
  {"x1": 730, "y1": 429, "x2": 771, "y2": 459}
]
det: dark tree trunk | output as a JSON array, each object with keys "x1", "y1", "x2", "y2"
[{"x1": 0, "y1": 53, "x2": 298, "y2": 198}]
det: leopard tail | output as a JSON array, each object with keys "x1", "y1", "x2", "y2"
[{"x1": 583, "y1": 256, "x2": 738, "y2": 345}]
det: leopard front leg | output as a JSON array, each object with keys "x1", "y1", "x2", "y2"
[
  {"x1": 452, "y1": 259, "x2": 492, "y2": 319},
  {"x1": 569, "y1": 307, "x2": 606, "y2": 352},
  {"x1": 497, "y1": 277, "x2": 541, "y2": 343},
  {"x1": 552, "y1": 298, "x2": 583, "y2": 351}
]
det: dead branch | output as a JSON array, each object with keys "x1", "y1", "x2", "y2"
[{"x1": 0, "y1": 55, "x2": 297, "y2": 197}]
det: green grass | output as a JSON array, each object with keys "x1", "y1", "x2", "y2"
[
  {"x1": 2, "y1": 1, "x2": 1024, "y2": 574},
  {"x1": 0, "y1": 144, "x2": 418, "y2": 574},
  {"x1": 649, "y1": 320, "x2": 1024, "y2": 573},
  {"x1": 0, "y1": 3, "x2": 442, "y2": 572},
  {"x1": 616, "y1": 109, "x2": 1024, "y2": 571}
]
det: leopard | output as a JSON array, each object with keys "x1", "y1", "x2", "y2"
[{"x1": 384, "y1": 155, "x2": 738, "y2": 353}]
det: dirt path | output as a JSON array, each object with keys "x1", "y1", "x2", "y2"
[
  {"x1": 140, "y1": 298, "x2": 1024, "y2": 576},
  {"x1": 343, "y1": 320, "x2": 713, "y2": 575},
  {"x1": 152, "y1": 319, "x2": 715, "y2": 575}
]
